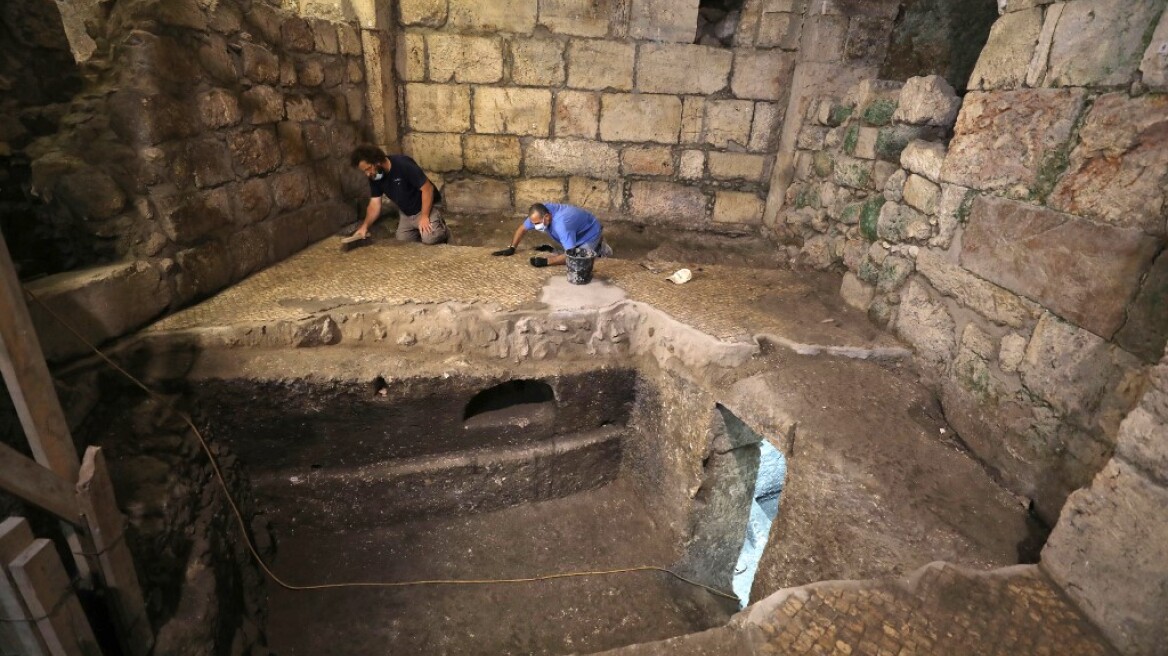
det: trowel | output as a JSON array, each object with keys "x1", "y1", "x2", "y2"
[{"x1": 340, "y1": 233, "x2": 371, "y2": 252}]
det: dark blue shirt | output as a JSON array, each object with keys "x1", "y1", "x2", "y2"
[{"x1": 367, "y1": 155, "x2": 439, "y2": 216}]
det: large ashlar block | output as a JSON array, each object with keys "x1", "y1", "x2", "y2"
[
  {"x1": 568, "y1": 177, "x2": 619, "y2": 215},
  {"x1": 713, "y1": 191, "x2": 764, "y2": 224},
  {"x1": 1043, "y1": 459, "x2": 1168, "y2": 656},
  {"x1": 968, "y1": 7, "x2": 1042, "y2": 90},
  {"x1": 731, "y1": 48, "x2": 795, "y2": 100},
  {"x1": 405, "y1": 83, "x2": 471, "y2": 133},
  {"x1": 426, "y1": 34, "x2": 503, "y2": 84},
  {"x1": 1048, "y1": 92, "x2": 1168, "y2": 236},
  {"x1": 539, "y1": 0, "x2": 613, "y2": 37},
  {"x1": 703, "y1": 99, "x2": 753, "y2": 148},
  {"x1": 941, "y1": 88, "x2": 1086, "y2": 195},
  {"x1": 680, "y1": 96, "x2": 706, "y2": 143},
  {"x1": 463, "y1": 134, "x2": 522, "y2": 176},
  {"x1": 628, "y1": 0, "x2": 700, "y2": 43},
  {"x1": 473, "y1": 87, "x2": 552, "y2": 136},
  {"x1": 567, "y1": 40, "x2": 635, "y2": 91},
  {"x1": 1139, "y1": 8, "x2": 1168, "y2": 91},
  {"x1": 911, "y1": 246, "x2": 1041, "y2": 326},
  {"x1": 636, "y1": 44, "x2": 732, "y2": 95},
  {"x1": 554, "y1": 90, "x2": 599, "y2": 138},
  {"x1": 445, "y1": 177, "x2": 513, "y2": 213},
  {"x1": 621, "y1": 145, "x2": 675, "y2": 176},
  {"x1": 628, "y1": 181, "x2": 708, "y2": 223},
  {"x1": 756, "y1": 10, "x2": 802, "y2": 49},
  {"x1": 707, "y1": 152, "x2": 767, "y2": 182},
  {"x1": 515, "y1": 177, "x2": 567, "y2": 209},
  {"x1": 447, "y1": 0, "x2": 537, "y2": 33},
  {"x1": 1037, "y1": 0, "x2": 1162, "y2": 88},
  {"x1": 399, "y1": 0, "x2": 447, "y2": 27},
  {"x1": 511, "y1": 39, "x2": 565, "y2": 86},
  {"x1": 403, "y1": 132, "x2": 463, "y2": 172},
  {"x1": 28, "y1": 262, "x2": 172, "y2": 361},
  {"x1": 525, "y1": 139, "x2": 620, "y2": 179},
  {"x1": 599, "y1": 93, "x2": 682, "y2": 144},
  {"x1": 396, "y1": 32, "x2": 426, "y2": 82},
  {"x1": 960, "y1": 195, "x2": 1161, "y2": 339},
  {"x1": 749, "y1": 101, "x2": 782, "y2": 152}
]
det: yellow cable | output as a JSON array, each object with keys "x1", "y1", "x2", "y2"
[{"x1": 25, "y1": 290, "x2": 739, "y2": 602}]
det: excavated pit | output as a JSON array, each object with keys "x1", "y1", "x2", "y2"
[{"x1": 186, "y1": 365, "x2": 756, "y2": 655}]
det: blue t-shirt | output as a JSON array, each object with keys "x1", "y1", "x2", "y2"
[{"x1": 523, "y1": 203, "x2": 602, "y2": 250}]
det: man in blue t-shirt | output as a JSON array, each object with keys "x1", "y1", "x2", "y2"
[
  {"x1": 491, "y1": 203, "x2": 613, "y2": 267},
  {"x1": 348, "y1": 144, "x2": 448, "y2": 244}
]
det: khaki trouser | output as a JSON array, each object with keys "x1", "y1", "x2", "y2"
[{"x1": 393, "y1": 206, "x2": 448, "y2": 245}]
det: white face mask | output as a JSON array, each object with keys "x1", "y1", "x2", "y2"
[
  {"x1": 372, "y1": 171, "x2": 384, "y2": 181},
  {"x1": 533, "y1": 222, "x2": 547, "y2": 232}
]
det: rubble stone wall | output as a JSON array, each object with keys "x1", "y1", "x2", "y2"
[
  {"x1": 17, "y1": 0, "x2": 373, "y2": 360},
  {"x1": 0, "y1": 0, "x2": 85, "y2": 278},
  {"x1": 394, "y1": 0, "x2": 824, "y2": 229},
  {"x1": 772, "y1": 0, "x2": 1168, "y2": 528}
]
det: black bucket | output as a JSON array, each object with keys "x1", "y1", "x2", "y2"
[{"x1": 565, "y1": 247, "x2": 596, "y2": 285}]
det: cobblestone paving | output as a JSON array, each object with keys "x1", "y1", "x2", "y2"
[
  {"x1": 148, "y1": 238, "x2": 901, "y2": 350},
  {"x1": 751, "y1": 564, "x2": 1116, "y2": 656}
]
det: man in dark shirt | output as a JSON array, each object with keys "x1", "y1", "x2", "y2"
[{"x1": 349, "y1": 144, "x2": 448, "y2": 244}]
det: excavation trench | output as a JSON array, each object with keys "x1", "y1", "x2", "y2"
[
  {"x1": 183, "y1": 363, "x2": 765, "y2": 655},
  {"x1": 66, "y1": 296, "x2": 1038, "y2": 655}
]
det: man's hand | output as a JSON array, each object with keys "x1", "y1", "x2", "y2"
[
  {"x1": 492, "y1": 246, "x2": 516, "y2": 256},
  {"x1": 530, "y1": 257, "x2": 548, "y2": 268},
  {"x1": 534, "y1": 244, "x2": 555, "y2": 253},
  {"x1": 353, "y1": 226, "x2": 369, "y2": 239},
  {"x1": 419, "y1": 214, "x2": 433, "y2": 234}
]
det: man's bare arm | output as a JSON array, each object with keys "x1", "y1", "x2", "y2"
[{"x1": 354, "y1": 196, "x2": 381, "y2": 238}]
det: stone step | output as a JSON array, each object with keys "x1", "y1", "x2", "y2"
[{"x1": 253, "y1": 425, "x2": 624, "y2": 531}]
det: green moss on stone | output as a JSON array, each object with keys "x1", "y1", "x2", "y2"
[
  {"x1": 955, "y1": 190, "x2": 976, "y2": 223},
  {"x1": 835, "y1": 159, "x2": 872, "y2": 190},
  {"x1": 839, "y1": 202, "x2": 862, "y2": 225},
  {"x1": 828, "y1": 104, "x2": 854, "y2": 127},
  {"x1": 1030, "y1": 147, "x2": 1072, "y2": 203},
  {"x1": 875, "y1": 126, "x2": 913, "y2": 161},
  {"x1": 843, "y1": 125, "x2": 860, "y2": 155},
  {"x1": 860, "y1": 196, "x2": 886, "y2": 241},
  {"x1": 862, "y1": 99, "x2": 897, "y2": 126},
  {"x1": 857, "y1": 258, "x2": 880, "y2": 283},
  {"x1": 794, "y1": 186, "x2": 821, "y2": 209}
]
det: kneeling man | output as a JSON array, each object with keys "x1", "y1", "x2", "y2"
[
  {"x1": 349, "y1": 144, "x2": 448, "y2": 244},
  {"x1": 493, "y1": 203, "x2": 612, "y2": 267}
]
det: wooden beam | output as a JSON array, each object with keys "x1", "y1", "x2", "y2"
[
  {"x1": 0, "y1": 518, "x2": 49, "y2": 656},
  {"x1": 0, "y1": 229, "x2": 80, "y2": 482},
  {"x1": 9, "y1": 539, "x2": 101, "y2": 656},
  {"x1": 0, "y1": 444, "x2": 80, "y2": 526},
  {"x1": 0, "y1": 229, "x2": 93, "y2": 581},
  {"x1": 76, "y1": 448, "x2": 153, "y2": 656}
]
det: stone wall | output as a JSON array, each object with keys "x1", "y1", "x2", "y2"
[
  {"x1": 0, "y1": 0, "x2": 84, "y2": 277},
  {"x1": 1042, "y1": 344, "x2": 1168, "y2": 656},
  {"x1": 17, "y1": 0, "x2": 373, "y2": 360},
  {"x1": 772, "y1": 0, "x2": 1168, "y2": 526},
  {"x1": 394, "y1": 0, "x2": 809, "y2": 229}
]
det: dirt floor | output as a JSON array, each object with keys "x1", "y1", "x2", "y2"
[{"x1": 265, "y1": 479, "x2": 737, "y2": 656}]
